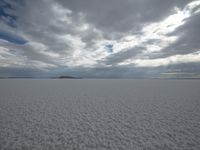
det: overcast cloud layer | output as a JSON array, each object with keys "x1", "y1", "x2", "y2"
[{"x1": 0, "y1": 0, "x2": 200, "y2": 78}]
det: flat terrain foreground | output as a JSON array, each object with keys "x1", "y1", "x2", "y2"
[{"x1": 0, "y1": 79, "x2": 200, "y2": 150}]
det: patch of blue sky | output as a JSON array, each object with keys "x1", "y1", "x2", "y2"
[
  {"x1": 105, "y1": 44, "x2": 113, "y2": 53},
  {"x1": 0, "y1": 30, "x2": 27, "y2": 45},
  {"x1": 0, "y1": 0, "x2": 17, "y2": 27}
]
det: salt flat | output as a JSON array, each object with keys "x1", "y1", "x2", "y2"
[{"x1": 0, "y1": 79, "x2": 200, "y2": 150}]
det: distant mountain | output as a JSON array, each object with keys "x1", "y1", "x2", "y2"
[{"x1": 57, "y1": 76, "x2": 81, "y2": 79}]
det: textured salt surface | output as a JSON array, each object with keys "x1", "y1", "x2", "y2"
[{"x1": 0, "y1": 79, "x2": 200, "y2": 150}]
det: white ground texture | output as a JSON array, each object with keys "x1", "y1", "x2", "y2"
[{"x1": 0, "y1": 79, "x2": 200, "y2": 150}]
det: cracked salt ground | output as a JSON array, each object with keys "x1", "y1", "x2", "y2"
[{"x1": 0, "y1": 79, "x2": 200, "y2": 150}]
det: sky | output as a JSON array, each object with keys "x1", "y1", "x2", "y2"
[{"x1": 0, "y1": 0, "x2": 200, "y2": 78}]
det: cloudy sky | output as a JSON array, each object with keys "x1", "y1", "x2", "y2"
[{"x1": 0, "y1": 0, "x2": 200, "y2": 78}]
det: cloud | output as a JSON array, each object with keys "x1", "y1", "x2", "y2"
[
  {"x1": 58, "y1": 0, "x2": 189, "y2": 34},
  {"x1": 0, "y1": 0, "x2": 200, "y2": 78},
  {"x1": 118, "y1": 51, "x2": 200, "y2": 67}
]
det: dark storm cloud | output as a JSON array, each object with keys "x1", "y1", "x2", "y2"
[
  {"x1": 102, "y1": 46, "x2": 145, "y2": 65},
  {"x1": 0, "y1": 0, "x2": 200, "y2": 78},
  {"x1": 58, "y1": 0, "x2": 188, "y2": 34}
]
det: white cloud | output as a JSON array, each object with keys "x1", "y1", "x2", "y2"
[
  {"x1": 119, "y1": 51, "x2": 200, "y2": 67},
  {"x1": 0, "y1": 44, "x2": 56, "y2": 70}
]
